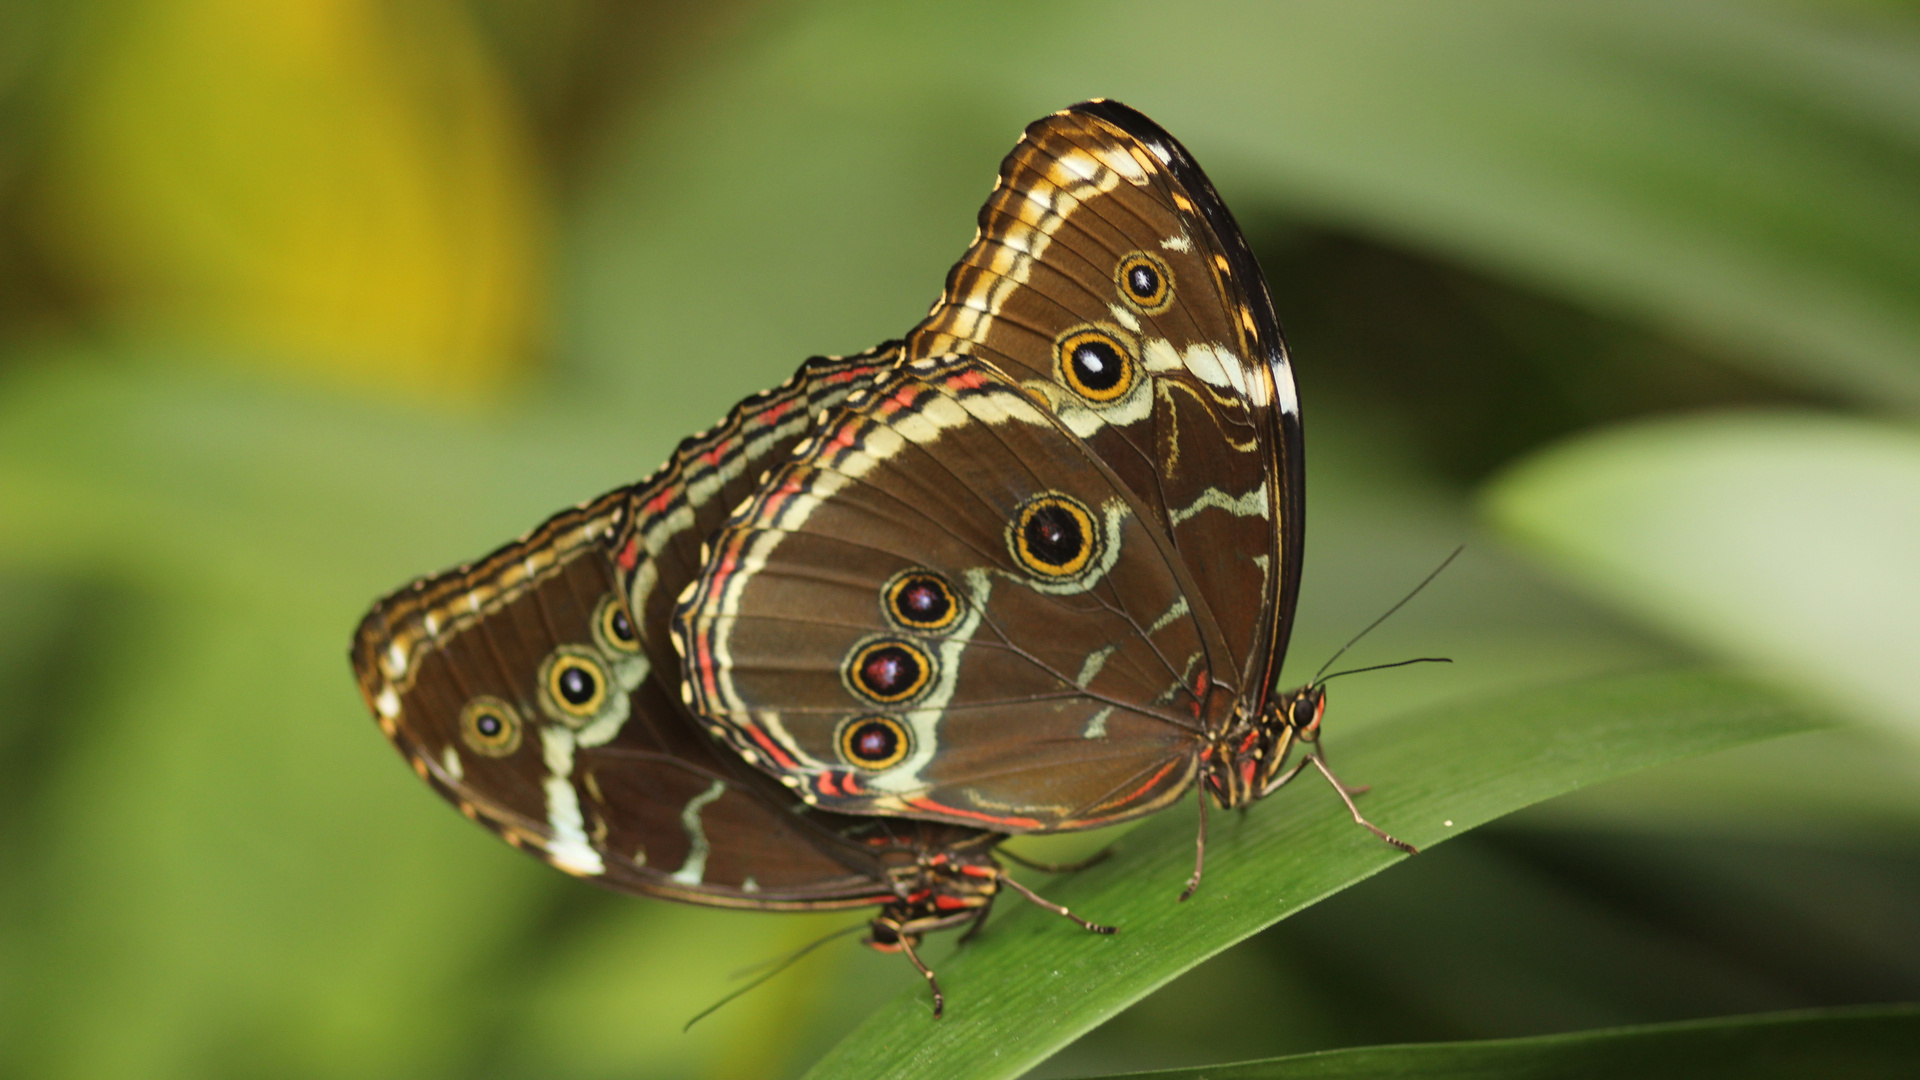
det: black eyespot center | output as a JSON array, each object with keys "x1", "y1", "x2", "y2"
[
  {"x1": 849, "y1": 642, "x2": 928, "y2": 702},
  {"x1": 1055, "y1": 327, "x2": 1137, "y2": 403},
  {"x1": 839, "y1": 716, "x2": 911, "y2": 770},
  {"x1": 459, "y1": 695, "x2": 523, "y2": 757},
  {"x1": 884, "y1": 570, "x2": 960, "y2": 631},
  {"x1": 1010, "y1": 493, "x2": 1099, "y2": 578},
  {"x1": 557, "y1": 662, "x2": 598, "y2": 705},
  {"x1": 541, "y1": 648, "x2": 610, "y2": 720},
  {"x1": 1115, "y1": 251, "x2": 1174, "y2": 313},
  {"x1": 593, "y1": 594, "x2": 641, "y2": 654}
]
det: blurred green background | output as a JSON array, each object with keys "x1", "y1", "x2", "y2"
[{"x1": 2, "y1": 2, "x2": 1917, "y2": 1077}]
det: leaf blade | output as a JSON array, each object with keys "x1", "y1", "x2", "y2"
[{"x1": 803, "y1": 669, "x2": 1828, "y2": 1080}]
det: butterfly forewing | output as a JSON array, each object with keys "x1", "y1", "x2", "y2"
[{"x1": 909, "y1": 102, "x2": 1302, "y2": 702}]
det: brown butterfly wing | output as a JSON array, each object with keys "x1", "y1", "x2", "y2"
[
  {"x1": 676, "y1": 354, "x2": 1231, "y2": 830},
  {"x1": 352, "y1": 348, "x2": 989, "y2": 907},
  {"x1": 910, "y1": 100, "x2": 1303, "y2": 705}
]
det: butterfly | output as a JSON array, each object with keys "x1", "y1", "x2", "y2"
[
  {"x1": 672, "y1": 99, "x2": 1412, "y2": 898},
  {"x1": 351, "y1": 347, "x2": 1109, "y2": 1019}
]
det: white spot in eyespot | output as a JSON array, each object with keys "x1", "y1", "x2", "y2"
[
  {"x1": 670, "y1": 779, "x2": 727, "y2": 885},
  {"x1": 1160, "y1": 233, "x2": 1192, "y2": 253},
  {"x1": 440, "y1": 746, "x2": 463, "y2": 781}
]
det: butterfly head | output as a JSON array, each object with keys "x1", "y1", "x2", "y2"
[{"x1": 1285, "y1": 685, "x2": 1327, "y2": 743}]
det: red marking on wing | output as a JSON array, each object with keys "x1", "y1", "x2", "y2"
[
  {"x1": 905, "y1": 796, "x2": 1043, "y2": 830},
  {"x1": 744, "y1": 723, "x2": 802, "y2": 774},
  {"x1": 644, "y1": 489, "x2": 676, "y2": 516},
  {"x1": 615, "y1": 538, "x2": 640, "y2": 571},
  {"x1": 1112, "y1": 758, "x2": 1182, "y2": 812},
  {"x1": 944, "y1": 368, "x2": 990, "y2": 391}
]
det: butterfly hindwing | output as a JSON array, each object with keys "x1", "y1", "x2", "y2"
[{"x1": 352, "y1": 347, "x2": 994, "y2": 907}]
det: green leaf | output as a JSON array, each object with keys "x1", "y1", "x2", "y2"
[
  {"x1": 1483, "y1": 411, "x2": 1920, "y2": 742},
  {"x1": 803, "y1": 670, "x2": 1826, "y2": 1080},
  {"x1": 1071, "y1": 1004, "x2": 1920, "y2": 1079}
]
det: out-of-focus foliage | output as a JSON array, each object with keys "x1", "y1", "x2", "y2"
[
  {"x1": 1486, "y1": 413, "x2": 1920, "y2": 742},
  {"x1": 1, "y1": 3, "x2": 1916, "y2": 1079}
]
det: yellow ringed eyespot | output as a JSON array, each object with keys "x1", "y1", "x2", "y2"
[
  {"x1": 843, "y1": 639, "x2": 935, "y2": 705},
  {"x1": 459, "y1": 696, "x2": 522, "y2": 757},
  {"x1": 1115, "y1": 251, "x2": 1174, "y2": 314},
  {"x1": 837, "y1": 715, "x2": 911, "y2": 770},
  {"x1": 1008, "y1": 493, "x2": 1098, "y2": 578},
  {"x1": 540, "y1": 646, "x2": 609, "y2": 721},
  {"x1": 883, "y1": 570, "x2": 961, "y2": 632},
  {"x1": 593, "y1": 594, "x2": 641, "y2": 654},
  {"x1": 1054, "y1": 326, "x2": 1138, "y2": 404}
]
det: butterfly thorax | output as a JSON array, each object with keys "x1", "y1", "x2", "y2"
[
  {"x1": 1204, "y1": 686, "x2": 1324, "y2": 809},
  {"x1": 863, "y1": 848, "x2": 1000, "y2": 951}
]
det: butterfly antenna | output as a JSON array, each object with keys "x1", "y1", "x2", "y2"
[
  {"x1": 1310, "y1": 546, "x2": 1463, "y2": 686},
  {"x1": 1320, "y1": 656, "x2": 1453, "y2": 682},
  {"x1": 683, "y1": 921, "x2": 868, "y2": 1032}
]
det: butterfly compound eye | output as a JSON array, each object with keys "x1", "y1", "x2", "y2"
[
  {"x1": 1055, "y1": 327, "x2": 1138, "y2": 403},
  {"x1": 459, "y1": 696, "x2": 523, "y2": 757},
  {"x1": 884, "y1": 570, "x2": 961, "y2": 631},
  {"x1": 1115, "y1": 251, "x2": 1174, "y2": 314},
  {"x1": 838, "y1": 715, "x2": 911, "y2": 770},
  {"x1": 1009, "y1": 493, "x2": 1099, "y2": 578}
]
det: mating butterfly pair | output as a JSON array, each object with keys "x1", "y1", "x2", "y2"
[{"x1": 351, "y1": 100, "x2": 1410, "y2": 1018}]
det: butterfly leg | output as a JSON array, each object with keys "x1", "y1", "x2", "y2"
[
  {"x1": 1309, "y1": 743, "x2": 1371, "y2": 796},
  {"x1": 1309, "y1": 752, "x2": 1417, "y2": 854},
  {"x1": 998, "y1": 845, "x2": 1113, "y2": 874},
  {"x1": 957, "y1": 896, "x2": 996, "y2": 945},
  {"x1": 1178, "y1": 790, "x2": 1210, "y2": 902},
  {"x1": 996, "y1": 871, "x2": 1116, "y2": 935},
  {"x1": 1257, "y1": 754, "x2": 1313, "y2": 799},
  {"x1": 894, "y1": 933, "x2": 946, "y2": 1019}
]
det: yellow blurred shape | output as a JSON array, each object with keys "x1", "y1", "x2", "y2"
[{"x1": 40, "y1": 0, "x2": 544, "y2": 405}]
